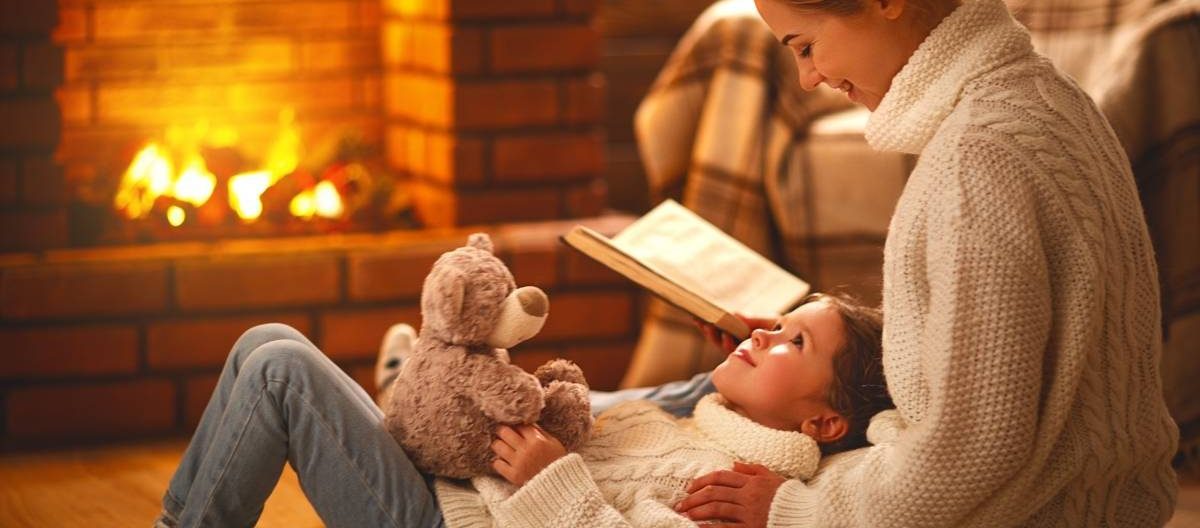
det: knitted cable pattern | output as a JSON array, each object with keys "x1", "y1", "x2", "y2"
[{"x1": 434, "y1": 395, "x2": 821, "y2": 528}]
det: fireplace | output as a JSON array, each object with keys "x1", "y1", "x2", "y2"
[{"x1": 0, "y1": 0, "x2": 639, "y2": 450}]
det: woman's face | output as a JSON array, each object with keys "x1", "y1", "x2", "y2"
[
  {"x1": 754, "y1": 0, "x2": 929, "y2": 110},
  {"x1": 712, "y1": 301, "x2": 845, "y2": 434}
]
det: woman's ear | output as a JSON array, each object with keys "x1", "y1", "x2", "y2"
[{"x1": 801, "y1": 412, "x2": 849, "y2": 443}]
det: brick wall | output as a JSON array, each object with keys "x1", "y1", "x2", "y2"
[
  {"x1": 0, "y1": 216, "x2": 641, "y2": 449},
  {"x1": 53, "y1": 0, "x2": 383, "y2": 242},
  {"x1": 382, "y1": 0, "x2": 608, "y2": 227},
  {"x1": 0, "y1": 0, "x2": 68, "y2": 252}
]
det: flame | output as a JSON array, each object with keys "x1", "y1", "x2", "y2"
[
  {"x1": 166, "y1": 206, "x2": 186, "y2": 227},
  {"x1": 228, "y1": 170, "x2": 273, "y2": 221},
  {"x1": 289, "y1": 180, "x2": 344, "y2": 219},
  {"x1": 114, "y1": 143, "x2": 174, "y2": 219},
  {"x1": 116, "y1": 107, "x2": 349, "y2": 227}
]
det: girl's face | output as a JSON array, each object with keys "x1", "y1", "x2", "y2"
[
  {"x1": 754, "y1": 0, "x2": 930, "y2": 110},
  {"x1": 712, "y1": 301, "x2": 845, "y2": 436}
]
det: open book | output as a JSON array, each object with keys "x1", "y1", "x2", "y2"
[{"x1": 561, "y1": 199, "x2": 810, "y2": 340}]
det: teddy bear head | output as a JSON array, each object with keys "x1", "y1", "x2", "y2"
[{"x1": 420, "y1": 233, "x2": 549, "y2": 348}]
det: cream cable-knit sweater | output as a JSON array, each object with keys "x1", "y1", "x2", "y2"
[
  {"x1": 769, "y1": 0, "x2": 1179, "y2": 526},
  {"x1": 434, "y1": 394, "x2": 820, "y2": 527}
]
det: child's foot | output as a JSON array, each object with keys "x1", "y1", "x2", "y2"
[{"x1": 376, "y1": 323, "x2": 418, "y2": 393}]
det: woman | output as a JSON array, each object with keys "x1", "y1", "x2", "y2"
[{"x1": 656, "y1": 0, "x2": 1180, "y2": 525}]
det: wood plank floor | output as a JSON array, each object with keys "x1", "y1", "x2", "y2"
[{"x1": 1, "y1": 439, "x2": 1198, "y2": 527}]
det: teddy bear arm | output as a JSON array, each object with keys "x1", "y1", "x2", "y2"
[{"x1": 469, "y1": 358, "x2": 546, "y2": 424}]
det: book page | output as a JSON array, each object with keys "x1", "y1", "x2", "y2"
[{"x1": 612, "y1": 200, "x2": 808, "y2": 316}]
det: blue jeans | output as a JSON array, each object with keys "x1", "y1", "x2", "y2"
[
  {"x1": 590, "y1": 371, "x2": 717, "y2": 418},
  {"x1": 161, "y1": 323, "x2": 444, "y2": 528}
]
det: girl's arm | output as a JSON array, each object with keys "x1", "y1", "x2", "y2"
[{"x1": 489, "y1": 425, "x2": 687, "y2": 527}]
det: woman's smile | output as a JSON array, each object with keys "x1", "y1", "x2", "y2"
[{"x1": 733, "y1": 348, "x2": 757, "y2": 366}]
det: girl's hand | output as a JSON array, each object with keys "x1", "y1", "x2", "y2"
[
  {"x1": 491, "y1": 424, "x2": 566, "y2": 486},
  {"x1": 694, "y1": 315, "x2": 779, "y2": 353}
]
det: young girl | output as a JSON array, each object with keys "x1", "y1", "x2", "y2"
[
  {"x1": 154, "y1": 293, "x2": 890, "y2": 527},
  {"x1": 438, "y1": 292, "x2": 891, "y2": 527}
]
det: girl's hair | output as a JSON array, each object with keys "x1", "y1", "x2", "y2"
[
  {"x1": 804, "y1": 292, "x2": 893, "y2": 455},
  {"x1": 783, "y1": 0, "x2": 865, "y2": 15}
]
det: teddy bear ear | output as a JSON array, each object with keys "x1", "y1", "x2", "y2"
[{"x1": 467, "y1": 233, "x2": 494, "y2": 254}]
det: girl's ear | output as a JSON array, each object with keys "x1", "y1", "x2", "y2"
[
  {"x1": 874, "y1": 0, "x2": 909, "y2": 20},
  {"x1": 802, "y1": 412, "x2": 849, "y2": 443}
]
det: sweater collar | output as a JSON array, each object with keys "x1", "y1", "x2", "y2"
[
  {"x1": 864, "y1": 0, "x2": 1034, "y2": 154},
  {"x1": 693, "y1": 394, "x2": 820, "y2": 480}
]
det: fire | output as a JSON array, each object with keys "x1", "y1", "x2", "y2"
[{"x1": 114, "y1": 108, "x2": 346, "y2": 227}]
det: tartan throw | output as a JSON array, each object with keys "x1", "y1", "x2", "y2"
[{"x1": 624, "y1": 0, "x2": 1200, "y2": 457}]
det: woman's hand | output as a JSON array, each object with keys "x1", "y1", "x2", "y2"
[
  {"x1": 490, "y1": 424, "x2": 567, "y2": 486},
  {"x1": 694, "y1": 315, "x2": 779, "y2": 353},
  {"x1": 673, "y1": 462, "x2": 786, "y2": 527}
]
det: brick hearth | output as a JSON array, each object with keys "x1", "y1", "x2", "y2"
[{"x1": 0, "y1": 215, "x2": 640, "y2": 450}]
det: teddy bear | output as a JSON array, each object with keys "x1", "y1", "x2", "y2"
[{"x1": 382, "y1": 232, "x2": 594, "y2": 479}]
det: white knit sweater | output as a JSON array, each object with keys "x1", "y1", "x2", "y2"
[
  {"x1": 434, "y1": 394, "x2": 820, "y2": 527},
  {"x1": 769, "y1": 0, "x2": 1180, "y2": 526}
]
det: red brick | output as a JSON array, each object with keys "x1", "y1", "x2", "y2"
[
  {"x1": 346, "y1": 363, "x2": 376, "y2": 395},
  {"x1": 561, "y1": 0, "x2": 599, "y2": 16},
  {"x1": 174, "y1": 255, "x2": 340, "y2": 312},
  {"x1": 67, "y1": 39, "x2": 293, "y2": 83},
  {"x1": 347, "y1": 242, "x2": 460, "y2": 302},
  {"x1": 0, "y1": 325, "x2": 139, "y2": 379},
  {"x1": 0, "y1": 97, "x2": 59, "y2": 148},
  {"x1": 493, "y1": 132, "x2": 603, "y2": 182},
  {"x1": 411, "y1": 181, "x2": 563, "y2": 227},
  {"x1": 403, "y1": 22, "x2": 484, "y2": 74},
  {"x1": 301, "y1": 38, "x2": 379, "y2": 73},
  {"x1": 490, "y1": 24, "x2": 598, "y2": 73},
  {"x1": 456, "y1": 79, "x2": 559, "y2": 130},
  {"x1": 564, "y1": 342, "x2": 636, "y2": 391},
  {"x1": 564, "y1": 246, "x2": 628, "y2": 286},
  {"x1": 20, "y1": 157, "x2": 66, "y2": 206},
  {"x1": 53, "y1": 7, "x2": 88, "y2": 42},
  {"x1": 184, "y1": 374, "x2": 219, "y2": 430},
  {"x1": 6, "y1": 379, "x2": 176, "y2": 440},
  {"x1": 564, "y1": 177, "x2": 608, "y2": 218},
  {"x1": 147, "y1": 313, "x2": 313, "y2": 371},
  {"x1": 529, "y1": 290, "x2": 635, "y2": 343},
  {"x1": 320, "y1": 306, "x2": 421, "y2": 361},
  {"x1": 0, "y1": 209, "x2": 69, "y2": 252},
  {"x1": 92, "y1": 2, "x2": 354, "y2": 40},
  {"x1": 22, "y1": 42, "x2": 63, "y2": 90},
  {"x1": 383, "y1": 73, "x2": 451, "y2": 126},
  {"x1": 1, "y1": 260, "x2": 168, "y2": 320},
  {"x1": 449, "y1": 0, "x2": 557, "y2": 20},
  {"x1": 507, "y1": 246, "x2": 559, "y2": 290},
  {"x1": 0, "y1": 0, "x2": 57, "y2": 35},
  {"x1": 0, "y1": 159, "x2": 16, "y2": 204},
  {"x1": 55, "y1": 86, "x2": 90, "y2": 124},
  {"x1": 562, "y1": 74, "x2": 605, "y2": 124},
  {"x1": 0, "y1": 44, "x2": 17, "y2": 91},
  {"x1": 97, "y1": 78, "x2": 356, "y2": 125},
  {"x1": 388, "y1": 127, "x2": 487, "y2": 186},
  {"x1": 509, "y1": 345, "x2": 565, "y2": 374}
]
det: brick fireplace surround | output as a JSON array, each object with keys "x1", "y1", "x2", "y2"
[{"x1": 0, "y1": 0, "x2": 641, "y2": 450}]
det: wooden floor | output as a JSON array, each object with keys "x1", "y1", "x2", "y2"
[{"x1": 1, "y1": 439, "x2": 1198, "y2": 527}]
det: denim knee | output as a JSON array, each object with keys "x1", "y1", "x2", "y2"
[
  {"x1": 239, "y1": 339, "x2": 323, "y2": 384},
  {"x1": 228, "y1": 323, "x2": 310, "y2": 369}
]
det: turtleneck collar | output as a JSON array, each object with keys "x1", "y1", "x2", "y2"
[
  {"x1": 692, "y1": 393, "x2": 820, "y2": 480},
  {"x1": 865, "y1": 0, "x2": 1035, "y2": 154}
]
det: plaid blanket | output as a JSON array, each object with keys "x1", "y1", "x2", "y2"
[{"x1": 625, "y1": 0, "x2": 1200, "y2": 451}]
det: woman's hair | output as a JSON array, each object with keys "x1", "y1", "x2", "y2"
[{"x1": 805, "y1": 292, "x2": 892, "y2": 455}]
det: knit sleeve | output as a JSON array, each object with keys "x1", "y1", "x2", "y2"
[
  {"x1": 491, "y1": 453, "x2": 667, "y2": 528},
  {"x1": 769, "y1": 135, "x2": 1054, "y2": 527}
]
